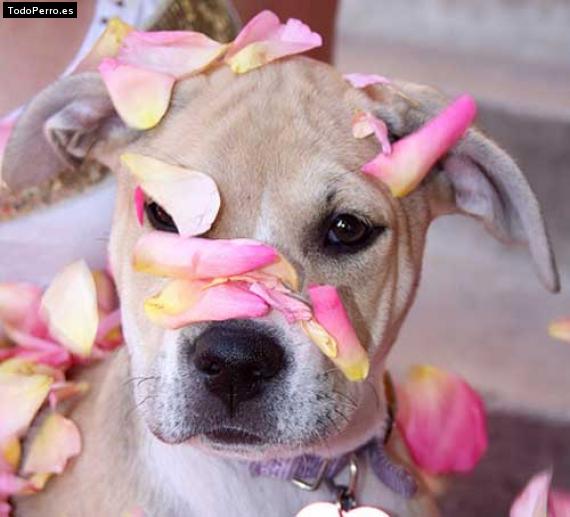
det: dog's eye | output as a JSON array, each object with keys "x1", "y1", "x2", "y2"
[
  {"x1": 145, "y1": 202, "x2": 178, "y2": 233},
  {"x1": 324, "y1": 213, "x2": 383, "y2": 253}
]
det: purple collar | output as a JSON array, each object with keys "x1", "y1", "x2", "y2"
[{"x1": 249, "y1": 436, "x2": 417, "y2": 499}]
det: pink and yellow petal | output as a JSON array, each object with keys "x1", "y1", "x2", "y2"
[
  {"x1": 119, "y1": 30, "x2": 227, "y2": 78},
  {"x1": 121, "y1": 153, "x2": 221, "y2": 237},
  {"x1": 249, "y1": 283, "x2": 311, "y2": 323},
  {"x1": 0, "y1": 373, "x2": 52, "y2": 442},
  {"x1": 344, "y1": 73, "x2": 391, "y2": 88},
  {"x1": 0, "y1": 437, "x2": 21, "y2": 472},
  {"x1": 352, "y1": 111, "x2": 391, "y2": 155},
  {"x1": 307, "y1": 285, "x2": 369, "y2": 381},
  {"x1": 362, "y1": 95, "x2": 477, "y2": 197},
  {"x1": 98, "y1": 59, "x2": 175, "y2": 130},
  {"x1": 0, "y1": 283, "x2": 43, "y2": 333},
  {"x1": 133, "y1": 232, "x2": 279, "y2": 280},
  {"x1": 41, "y1": 260, "x2": 98, "y2": 357},
  {"x1": 92, "y1": 269, "x2": 119, "y2": 314},
  {"x1": 548, "y1": 317, "x2": 570, "y2": 343},
  {"x1": 22, "y1": 412, "x2": 81, "y2": 476},
  {"x1": 144, "y1": 280, "x2": 269, "y2": 329},
  {"x1": 396, "y1": 365, "x2": 487, "y2": 474}
]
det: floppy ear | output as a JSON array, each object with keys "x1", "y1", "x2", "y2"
[
  {"x1": 373, "y1": 81, "x2": 560, "y2": 292},
  {"x1": 1, "y1": 72, "x2": 136, "y2": 191}
]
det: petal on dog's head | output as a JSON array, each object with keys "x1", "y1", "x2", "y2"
[
  {"x1": 548, "y1": 317, "x2": 570, "y2": 343},
  {"x1": 344, "y1": 73, "x2": 391, "y2": 88},
  {"x1": 98, "y1": 59, "x2": 175, "y2": 130},
  {"x1": 307, "y1": 285, "x2": 369, "y2": 382},
  {"x1": 510, "y1": 470, "x2": 551, "y2": 517},
  {"x1": 0, "y1": 373, "x2": 52, "y2": 443},
  {"x1": 74, "y1": 17, "x2": 133, "y2": 73},
  {"x1": 133, "y1": 233, "x2": 279, "y2": 280},
  {"x1": 41, "y1": 260, "x2": 99, "y2": 357},
  {"x1": 226, "y1": 10, "x2": 322, "y2": 74},
  {"x1": 119, "y1": 30, "x2": 227, "y2": 78},
  {"x1": 396, "y1": 365, "x2": 487, "y2": 474},
  {"x1": 362, "y1": 94, "x2": 477, "y2": 197},
  {"x1": 144, "y1": 279, "x2": 269, "y2": 329},
  {"x1": 121, "y1": 153, "x2": 220, "y2": 237},
  {"x1": 21, "y1": 412, "x2": 81, "y2": 477},
  {"x1": 352, "y1": 111, "x2": 391, "y2": 155}
]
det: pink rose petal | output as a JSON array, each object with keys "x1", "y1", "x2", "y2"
[
  {"x1": 396, "y1": 365, "x2": 487, "y2": 474},
  {"x1": 226, "y1": 10, "x2": 322, "y2": 74},
  {"x1": 133, "y1": 232, "x2": 279, "y2": 280},
  {"x1": 134, "y1": 187, "x2": 145, "y2": 226},
  {"x1": 352, "y1": 111, "x2": 391, "y2": 155},
  {"x1": 119, "y1": 31, "x2": 227, "y2": 78},
  {"x1": 307, "y1": 285, "x2": 369, "y2": 382},
  {"x1": 344, "y1": 73, "x2": 391, "y2": 88},
  {"x1": 249, "y1": 282, "x2": 311, "y2": 323},
  {"x1": 98, "y1": 58, "x2": 175, "y2": 130},
  {"x1": 121, "y1": 153, "x2": 221, "y2": 237},
  {"x1": 362, "y1": 94, "x2": 477, "y2": 197}
]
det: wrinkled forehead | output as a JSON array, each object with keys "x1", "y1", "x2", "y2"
[{"x1": 132, "y1": 58, "x2": 390, "y2": 234}]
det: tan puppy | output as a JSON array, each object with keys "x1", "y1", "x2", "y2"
[{"x1": 3, "y1": 58, "x2": 558, "y2": 516}]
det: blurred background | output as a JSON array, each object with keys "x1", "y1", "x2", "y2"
[{"x1": 335, "y1": 1, "x2": 570, "y2": 514}]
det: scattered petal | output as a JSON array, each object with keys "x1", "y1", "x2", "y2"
[
  {"x1": 48, "y1": 381, "x2": 89, "y2": 408},
  {"x1": 549, "y1": 317, "x2": 570, "y2": 343},
  {"x1": 98, "y1": 58, "x2": 175, "y2": 130},
  {"x1": 307, "y1": 285, "x2": 370, "y2": 381},
  {"x1": 144, "y1": 280, "x2": 269, "y2": 328},
  {"x1": 396, "y1": 365, "x2": 487, "y2": 474},
  {"x1": 134, "y1": 186, "x2": 145, "y2": 226},
  {"x1": 0, "y1": 283, "x2": 43, "y2": 333},
  {"x1": 362, "y1": 94, "x2": 477, "y2": 197},
  {"x1": 226, "y1": 10, "x2": 322, "y2": 74},
  {"x1": 511, "y1": 470, "x2": 551, "y2": 517},
  {"x1": 22, "y1": 412, "x2": 81, "y2": 476},
  {"x1": 74, "y1": 18, "x2": 134, "y2": 73},
  {"x1": 344, "y1": 73, "x2": 391, "y2": 88},
  {"x1": 0, "y1": 373, "x2": 52, "y2": 442},
  {"x1": 133, "y1": 232, "x2": 279, "y2": 279},
  {"x1": 41, "y1": 260, "x2": 99, "y2": 357},
  {"x1": 121, "y1": 153, "x2": 221, "y2": 237},
  {"x1": 92, "y1": 269, "x2": 119, "y2": 314},
  {"x1": 119, "y1": 31, "x2": 227, "y2": 78},
  {"x1": 0, "y1": 437, "x2": 21, "y2": 472},
  {"x1": 550, "y1": 490, "x2": 570, "y2": 517},
  {"x1": 352, "y1": 110, "x2": 391, "y2": 155}
]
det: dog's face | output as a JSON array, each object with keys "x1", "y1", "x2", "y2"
[{"x1": 2, "y1": 58, "x2": 558, "y2": 460}]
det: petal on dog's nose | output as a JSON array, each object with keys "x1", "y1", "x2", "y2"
[
  {"x1": 121, "y1": 153, "x2": 221, "y2": 237},
  {"x1": 133, "y1": 233, "x2": 279, "y2": 279},
  {"x1": 98, "y1": 59, "x2": 175, "y2": 130},
  {"x1": 119, "y1": 30, "x2": 227, "y2": 78},
  {"x1": 144, "y1": 279, "x2": 269, "y2": 329},
  {"x1": 40, "y1": 261, "x2": 99, "y2": 358},
  {"x1": 225, "y1": 10, "x2": 322, "y2": 74},
  {"x1": 307, "y1": 285, "x2": 370, "y2": 382},
  {"x1": 362, "y1": 94, "x2": 477, "y2": 197},
  {"x1": 396, "y1": 365, "x2": 487, "y2": 474}
]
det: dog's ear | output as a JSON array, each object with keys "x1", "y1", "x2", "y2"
[
  {"x1": 1, "y1": 72, "x2": 137, "y2": 192},
  {"x1": 372, "y1": 81, "x2": 560, "y2": 292}
]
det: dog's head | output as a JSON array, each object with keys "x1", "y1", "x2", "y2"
[{"x1": 2, "y1": 57, "x2": 559, "y2": 459}]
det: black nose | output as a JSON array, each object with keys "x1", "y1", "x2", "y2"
[{"x1": 193, "y1": 323, "x2": 285, "y2": 412}]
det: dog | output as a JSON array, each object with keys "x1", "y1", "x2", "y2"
[{"x1": 3, "y1": 57, "x2": 558, "y2": 516}]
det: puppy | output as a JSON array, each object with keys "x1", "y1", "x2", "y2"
[{"x1": 3, "y1": 57, "x2": 558, "y2": 516}]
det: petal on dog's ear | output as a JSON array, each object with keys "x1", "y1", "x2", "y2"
[
  {"x1": 121, "y1": 153, "x2": 221, "y2": 237},
  {"x1": 21, "y1": 412, "x2": 81, "y2": 477},
  {"x1": 226, "y1": 10, "x2": 322, "y2": 74},
  {"x1": 0, "y1": 373, "x2": 52, "y2": 442},
  {"x1": 119, "y1": 31, "x2": 227, "y2": 78},
  {"x1": 549, "y1": 317, "x2": 570, "y2": 343},
  {"x1": 363, "y1": 95, "x2": 477, "y2": 197},
  {"x1": 352, "y1": 111, "x2": 391, "y2": 155},
  {"x1": 396, "y1": 365, "x2": 487, "y2": 474},
  {"x1": 510, "y1": 470, "x2": 551, "y2": 517},
  {"x1": 144, "y1": 280, "x2": 269, "y2": 329},
  {"x1": 307, "y1": 285, "x2": 370, "y2": 382},
  {"x1": 133, "y1": 233, "x2": 279, "y2": 279},
  {"x1": 344, "y1": 73, "x2": 391, "y2": 88},
  {"x1": 41, "y1": 261, "x2": 98, "y2": 357},
  {"x1": 74, "y1": 17, "x2": 134, "y2": 73},
  {"x1": 98, "y1": 59, "x2": 175, "y2": 130}
]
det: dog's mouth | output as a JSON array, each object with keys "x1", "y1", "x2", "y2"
[{"x1": 202, "y1": 427, "x2": 264, "y2": 445}]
